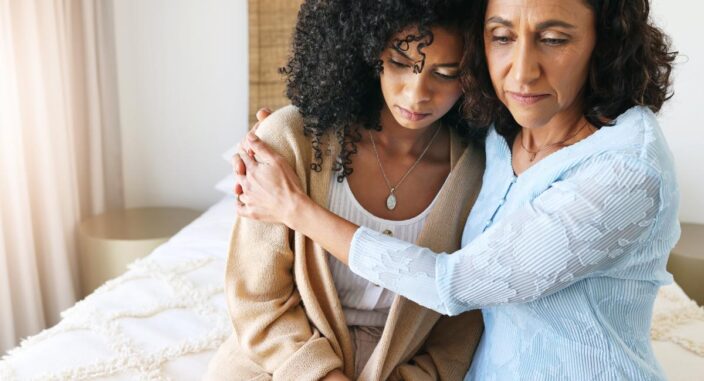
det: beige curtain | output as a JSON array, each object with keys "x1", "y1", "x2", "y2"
[{"x1": 0, "y1": 0, "x2": 123, "y2": 352}]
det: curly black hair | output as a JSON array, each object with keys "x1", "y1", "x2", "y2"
[
  {"x1": 460, "y1": 0, "x2": 677, "y2": 137},
  {"x1": 281, "y1": 0, "x2": 476, "y2": 181}
]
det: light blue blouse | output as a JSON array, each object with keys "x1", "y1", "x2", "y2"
[{"x1": 348, "y1": 106, "x2": 680, "y2": 380}]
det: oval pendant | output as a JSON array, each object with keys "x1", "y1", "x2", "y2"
[{"x1": 386, "y1": 193, "x2": 397, "y2": 210}]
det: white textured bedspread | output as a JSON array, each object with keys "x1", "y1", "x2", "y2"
[
  {"x1": 1, "y1": 196, "x2": 703, "y2": 380},
  {"x1": 0, "y1": 197, "x2": 235, "y2": 381}
]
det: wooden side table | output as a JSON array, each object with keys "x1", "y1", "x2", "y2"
[
  {"x1": 78, "y1": 207, "x2": 201, "y2": 297},
  {"x1": 668, "y1": 223, "x2": 704, "y2": 306}
]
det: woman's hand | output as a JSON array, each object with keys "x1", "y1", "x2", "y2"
[
  {"x1": 231, "y1": 107, "x2": 358, "y2": 264},
  {"x1": 235, "y1": 128, "x2": 307, "y2": 227},
  {"x1": 232, "y1": 107, "x2": 271, "y2": 198}
]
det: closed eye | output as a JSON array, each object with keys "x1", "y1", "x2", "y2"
[
  {"x1": 389, "y1": 59, "x2": 411, "y2": 68},
  {"x1": 541, "y1": 37, "x2": 568, "y2": 46},
  {"x1": 491, "y1": 35, "x2": 513, "y2": 45},
  {"x1": 435, "y1": 72, "x2": 459, "y2": 80}
]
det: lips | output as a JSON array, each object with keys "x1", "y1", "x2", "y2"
[
  {"x1": 507, "y1": 91, "x2": 550, "y2": 105},
  {"x1": 396, "y1": 106, "x2": 431, "y2": 121}
]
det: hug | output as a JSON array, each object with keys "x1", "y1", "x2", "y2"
[{"x1": 208, "y1": 0, "x2": 679, "y2": 380}]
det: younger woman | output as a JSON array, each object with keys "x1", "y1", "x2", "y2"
[{"x1": 206, "y1": 1, "x2": 485, "y2": 380}]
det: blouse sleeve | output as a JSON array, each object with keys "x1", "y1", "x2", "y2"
[{"x1": 349, "y1": 154, "x2": 663, "y2": 316}]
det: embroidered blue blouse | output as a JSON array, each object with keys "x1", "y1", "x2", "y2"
[{"x1": 348, "y1": 107, "x2": 680, "y2": 380}]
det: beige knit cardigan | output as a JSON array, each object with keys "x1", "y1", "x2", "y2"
[{"x1": 205, "y1": 106, "x2": 485, "y2": 381}]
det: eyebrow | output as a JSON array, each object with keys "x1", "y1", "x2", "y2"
[
  {"x1": 536, "y1": 20, "x2": 576, "y2": 30},
  {"x1": 485, "y1": 16, "x2": 513, "y2": 27},
  {"x1": 485, "y1": 16, "x2": 576, "y2": 30}
]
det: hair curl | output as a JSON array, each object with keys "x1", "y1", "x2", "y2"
[
  {"x1": 281, "y1": 0, "x2": 477, "y2": 181},
  {"x1": 460, "y1": 0, "x2": 677, "y2": 137}
]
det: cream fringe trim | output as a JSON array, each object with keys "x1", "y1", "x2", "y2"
[{"x1": 651, "y1": 284, "x2": 704, "y2": 357}]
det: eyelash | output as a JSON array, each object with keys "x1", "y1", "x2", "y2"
[
  {"x1": 541, "y1": 38, "x2": 568, "y2": 46},
  {"x1": 389, "y1": 59, "x2": 410, "y2": 68},
  {"x1": 435, "y1": 72, "x2": 459, "y2": 80},
  {"x1": 492, "y1": 35, "x2": 512, "y2": 45}
]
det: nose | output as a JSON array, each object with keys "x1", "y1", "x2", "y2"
[
  {"x1": 403, "y1": 72, "x2": 432, "y2": 104},
  {"x1": 511, "y1": 38, "x2": 540, "y2": 85}
]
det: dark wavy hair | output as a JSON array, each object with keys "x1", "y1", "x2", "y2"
[
  {"x1": 281, "y1": 0, "x2": 476, "y2": 180},
  {"x1": 460, "y1": 0, "x2": 677, "y2": 137}
]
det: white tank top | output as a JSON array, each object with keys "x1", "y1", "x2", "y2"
[{"x1": 326, "y1": 174, "x2": 441, "y2": 326}]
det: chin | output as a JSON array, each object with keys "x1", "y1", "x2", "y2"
[
  {"x1": 393, "y1": 115, "x2": 438, "y2": 130},
  {"x1": 506, "y1": 107, "x2": 554, "y2": 130}
]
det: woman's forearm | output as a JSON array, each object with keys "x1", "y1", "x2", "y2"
[{"x1": 285, "y1": 193, "x2": 358, "y2": 265}]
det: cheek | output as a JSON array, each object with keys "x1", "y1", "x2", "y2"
[
  {"x1": 380, "y1": 71, "x2": 405, "y2": 96},
  {"x1": 378, "y1": 74, "x2": 396, "y2": 104},
  {"x1": 446, "y1": 85, "x2": 463, "y2": 106},
  {"x1": 551, "y1": 51, "x2": 591, "y2": 102},
  {"x1": 435, "y1": 84, "x2": 463, "y2": 113},
  {"x1": 485, "y1": 48, "x2": 509, "y2": 97}
]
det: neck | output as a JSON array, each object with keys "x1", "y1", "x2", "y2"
[
  {"x1": 520, "y1": 112, "x2": 586, "y2": 149},
  {"x1": 371, "y1": 105, "x2": 440, "y2": 156}
]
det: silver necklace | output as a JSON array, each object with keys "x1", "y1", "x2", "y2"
[{"x1": 368, "y1": 125, "x2": 442, "y2": 211}]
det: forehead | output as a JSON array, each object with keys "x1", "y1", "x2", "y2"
[
  {"x1": 485, "y1": 0, "x2": 593, "y2": 27},
  {"x1": 388, "y1": 26, "x2": 464, "y2": 58}
]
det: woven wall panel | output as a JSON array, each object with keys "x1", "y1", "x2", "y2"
[{"x1": 248, "y1": 0, "x2": 303, "y2": 125}]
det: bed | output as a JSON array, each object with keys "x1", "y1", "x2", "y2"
[
  {"x1": 2, "y1": 0, "x2": 704, "y2": 379},
  {"x1": 0, "y1": 189, "x2": 703, "y2": 380},
  {"x1": 0, "y1": 196, "x2": 234, "y2": 380}
]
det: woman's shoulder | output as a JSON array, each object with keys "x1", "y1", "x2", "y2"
[
  {"x1": 582, "y1": 106, "x2": 676, "y2": 177},
  {"x1": 254, "y1": 105, "x2": 323, "y2": 163},
  {"x1": 254, "y1": 105, "x2": 307, "y2": 148}
]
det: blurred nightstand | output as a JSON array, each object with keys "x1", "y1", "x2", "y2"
[
  {"x1": 78, "y1": 207, "x2": 201, "y2": 297},
  {"x1": 668, "y1": 223, "x2": 704, "y2": 306}
]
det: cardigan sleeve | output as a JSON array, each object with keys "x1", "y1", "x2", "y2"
[
  {"x1": 225, "y1": 107, "x2": 342, "y2": 380},
  {"x1": 349, "y1": 154, "x2": 663, "y2": 316}
]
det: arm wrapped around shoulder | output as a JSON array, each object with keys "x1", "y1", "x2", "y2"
[{"x1": 350, "y1": 153, "x2": 665, "y2": 316}]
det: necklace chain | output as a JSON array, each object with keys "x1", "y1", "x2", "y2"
[
  {"x1": 519, "y1": 119, "x2": 590, "y2": 162},
  {"x1": 369, "y1": 125, "x2": 442, "y2": 210}
]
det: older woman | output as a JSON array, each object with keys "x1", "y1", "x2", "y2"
[{"x1": 234, "y1": 0, "x2": 678, "y2": 379}]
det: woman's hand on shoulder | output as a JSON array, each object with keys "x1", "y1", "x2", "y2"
[
  {"x1": 232, "y1": 107, "x2": 272, "y2": 197},
  {"x1": 232, "y1": 107, "x2": 308, "y2": 226}
]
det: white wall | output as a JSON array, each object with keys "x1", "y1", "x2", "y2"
[
  {"x1": 652, "y1": 1, "x2": 704, "y2": 224},
  {"x1": 111, "y1": 0, "x2": 704, "y2": 223},
  {"x1": 112, "y1": 0, "x2": 248, "y2": 211}
]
